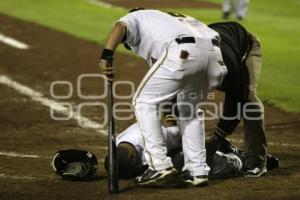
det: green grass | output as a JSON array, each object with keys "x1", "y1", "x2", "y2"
[
  {"x1": 0, "y1": 0, "x2": 126, "y2": 43},
  {"x1": 0, "y1": 0, "x2": 299, "y2": 112}
]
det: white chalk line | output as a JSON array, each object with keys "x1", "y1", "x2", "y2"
[
  {"x1": 232, "y1": 139, "x2": 300, "y2": 148},
  {"x1": 0, "y1": 75, "x2": 108, "y2": 136},
  {"x1": 0, "y1": 145, "x2": 108, "y2": 160},
  {"x1": 0, "y1": 33, "x2": 29, "y2": 49},
  {"x1": 0, "y1": 149, "x2": 107, "y2": 160},
  {"x1": 0, "y1": 173, "x2": 40, "y2": 180},
  {"x1": 83, "y1": 0, "x2": 124, "y2": 10},
  {"x1": 0, "y1": 151, "x2": 41, "y2": 158},
  {"x1": 268, "y1": 141, "x2": 300, "y2": 148}
]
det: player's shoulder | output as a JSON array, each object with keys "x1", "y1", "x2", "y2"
[
  {"x1": 126, "y1": 9, "x2": 164, "y2": 16},
  {"x1": 208, "y1": 21, "x2": 250, "y2": 40},
  {"x1": 122, "y1": 9, "x2": 165, "y2": 23}
]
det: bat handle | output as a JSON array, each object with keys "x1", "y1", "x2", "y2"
[{"x1": 107, "y1": 57, "x2": 114, "y2": 80}]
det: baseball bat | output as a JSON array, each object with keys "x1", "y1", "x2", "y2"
[{"x1": 107, "y1": 59, "x2": 119, "y2": 193}]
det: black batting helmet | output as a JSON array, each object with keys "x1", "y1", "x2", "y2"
[{"x1": 51, "y1": 149, "x2": 98, "y2": 181}]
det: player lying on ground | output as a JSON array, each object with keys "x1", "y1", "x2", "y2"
[{"x1": 104, "y1": 122, "x2": 279, "y2": 180}]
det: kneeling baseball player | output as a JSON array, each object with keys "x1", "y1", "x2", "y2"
[
  {"x1": 206, "y1": 21, "x2": 268, "y2": 177},
  {"x1": 104, "y1": 122, "x2": 279, "y2": 180}
]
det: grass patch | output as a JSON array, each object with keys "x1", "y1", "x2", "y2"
[{"x1": 0, "y1": 0, "x2": 126, "y2": 42}]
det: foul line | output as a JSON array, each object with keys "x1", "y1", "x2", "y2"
[
  {"x1": 0, "y1": 147, "x2": 107, "y2": 159},
  {"x1": 0, "y1": 33, "x2": 29, "y2": 49},
  {"x1": 232, "y1": 139, "x2": 300, "y2": 148},
  {"x1": 0, "y1": 75, "x2": 108, "y2": 136},
  {"x1": 0, "y1": 151, "x2": 40, "y2": 158},
  {"x1": 0, "y1": 173, "x2": 39, "y2": 180},
  {"x1": 83, "y1": 0, "x2": 124, "y2": 10}
]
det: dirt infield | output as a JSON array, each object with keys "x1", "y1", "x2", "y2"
[
  {"x1": 101, "y1": 0, "x2": 221, "y2": 9},
  {"x1": 0, "y1": 12, "x2": 300, "y2": 200}
]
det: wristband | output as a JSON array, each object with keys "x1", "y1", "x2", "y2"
[{"x1": 100, "y1": 48, "x2": 114, "y2": 61}]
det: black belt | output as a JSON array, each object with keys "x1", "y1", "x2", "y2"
[{"x1": 175, "y1": 37, "x2": 220, "y2": 47}]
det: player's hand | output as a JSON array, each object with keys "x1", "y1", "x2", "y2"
[{"x1": 99, "y1": 59, "x2": 115, "y2": 79}]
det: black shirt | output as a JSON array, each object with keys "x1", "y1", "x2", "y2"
[{"x1": 208, "y1": 22, "x2": 253, "y2": 99}]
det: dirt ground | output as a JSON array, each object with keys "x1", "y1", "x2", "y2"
[{"x1": 0, "y1": 7, "x2": 300, "y2": 200}]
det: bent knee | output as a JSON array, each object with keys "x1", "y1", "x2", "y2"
[{"x1": 248, "y1": 34, "x2": 262, "y2": 57}]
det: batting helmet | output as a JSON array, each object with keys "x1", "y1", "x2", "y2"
[{"x1": 51, "y1": 149, "x2": 98, "y2": 181}]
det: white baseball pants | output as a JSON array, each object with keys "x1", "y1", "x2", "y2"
[
  {"x1": 223, "y1": 0, "x2": 250, "y2": 18},
  {"x1": 133, "y1": 38, "x2": 227, "y2": 176}
]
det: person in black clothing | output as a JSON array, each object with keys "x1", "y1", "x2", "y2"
[{"x1": 206, "y1": 21, "x2": 267, "y2": 177}]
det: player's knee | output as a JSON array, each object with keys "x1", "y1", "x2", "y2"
[
  {"x1": 249, "y1": 34, "x2": 262, "y2": 57},
  {"x1": 244, "y1": 96, "x2": 265, "y2": 116},
  {"x1": 177, "y1": 103, "x2": 194, "y2": 118}
]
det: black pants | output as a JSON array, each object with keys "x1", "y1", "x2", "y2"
[{"x1": 217, "y1": 34, "x2": 267, "y2": 169}]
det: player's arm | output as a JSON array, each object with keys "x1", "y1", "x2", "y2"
[
  {"x1": 99, "y1": 22, "x2": 127, "y2": 77},
  {"x1": 104, "y1": 22, "x2": 127, "y2": 50}
]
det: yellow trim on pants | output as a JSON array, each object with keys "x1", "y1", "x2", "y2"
[{"x1": 133, "y1": 49, "x2": 169, "y2": 170}]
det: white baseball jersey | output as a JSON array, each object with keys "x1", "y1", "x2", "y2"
[
  {"x1": 119, "y1": 10, "x2": 219, "y2": 66},
  {"x1": 117, "y1": 123, "x2": 181, "y2": 166},
  {"x1": 210, "y1": 151, "x2": 242, "y2": 177},
  {"x1": 116, "y1": 123, "x2": 242, "y2": 177}
]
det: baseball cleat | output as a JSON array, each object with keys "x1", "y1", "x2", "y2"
[
  {"x1": 135, "y1": 167, "x2": 178, "y2": 186},
  {"x1": 179, "y1": 171, "x2": 208, "y2": 187},
  {"x1": 243, "y1": 167, "x2": 267, "y2": 177}
]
